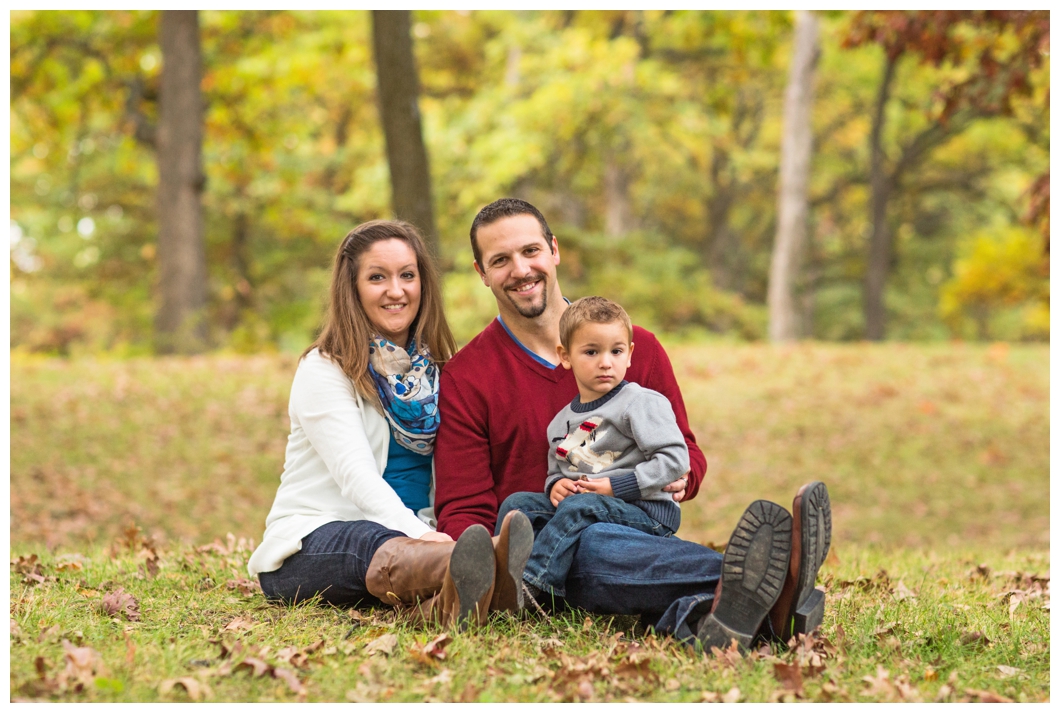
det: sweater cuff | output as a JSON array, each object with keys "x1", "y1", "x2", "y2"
[{"x1": 609, "y1": 472, "x2": 642, "y2": 502}]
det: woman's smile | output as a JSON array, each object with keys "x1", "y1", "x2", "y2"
[{"x1": 356, "y1": 238, "x2": 422, "y2": 347}]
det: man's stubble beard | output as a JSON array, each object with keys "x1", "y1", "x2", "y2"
[{"x1": 503, "y1": 273, "x2": 549, "y2": 319}]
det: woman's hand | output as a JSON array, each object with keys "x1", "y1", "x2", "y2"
[
  {"x1": 418, "y1": 530, "x2": 453, "y2": 542},
  {"x1": 662, "y1": 472, "x2": 690, "y2": 503}
]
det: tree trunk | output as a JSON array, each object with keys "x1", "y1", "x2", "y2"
[
  {"x1": 768, "y1": 10, "x2": 819, "y2": 342},
  {"x1": 604, "y1": 151, "x2": 635, "y2": 238},
  {"x1": 371, "y1": 10, "x2": 437, "y2": 256},
  {"x1": 864, "y1": 52, "x2": 900, "y2": 341},
  {"x1": 155, "y1": 10, "x2": 207, "y2": 354}
]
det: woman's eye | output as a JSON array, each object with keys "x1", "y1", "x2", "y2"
[
  {"x1": 368, "y1": 274, "x2": 384, "y2": 281},
  {"x1": 402, "y1": 272, "x2": 416, "y2": 280}
]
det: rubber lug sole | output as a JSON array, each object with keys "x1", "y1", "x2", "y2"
[
  {"x1": 449, "y1": 525, "x2": 495, "y2": 631},
  {"x1": 502, "y1": 512, "x2": 534, "y2": 612},
  {"x1": 697, "y1": 500, "x2": 792, "y2": 652},
  {"x1": 786, "y1": 481, "x2": 831, "y2": 640}
]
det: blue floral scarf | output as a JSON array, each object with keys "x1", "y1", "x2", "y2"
[{"x1": 367, "y1": 336, "x2": 440, "y2": 455}]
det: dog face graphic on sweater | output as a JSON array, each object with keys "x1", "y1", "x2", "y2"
[{"x1": 554, "y1": 417, "x2": 621, "y2": 474}]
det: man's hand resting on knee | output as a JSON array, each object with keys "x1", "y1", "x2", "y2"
[{"x1": 661, "y1": 472, "x2": 690, "y2": 503}]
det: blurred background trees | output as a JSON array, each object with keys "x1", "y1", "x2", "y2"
[{"x1": 10, "y1": 10, "x2": 1050, "y2": 355}]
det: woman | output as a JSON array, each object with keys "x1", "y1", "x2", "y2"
[{"x1": 247, "y1": 220, "x2": 533, "y2": 629}]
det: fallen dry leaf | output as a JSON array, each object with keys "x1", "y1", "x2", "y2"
[
  {"x1": 964, "y1": 688, "x2": 1013, "y2": 703},
  {"x1": 160, "y1": 677, "x2": 211, "y2": 701},
  {"x1": 892, "y1": 581, "x2": 916, "y2": 601},
  {"x1": 222, "y1": 616, "x2": 256, "y2": 633},
  {"x1": 226, "y1": 578, "x2": 261, "y2": 596},
  {"x1": 58, "y1": 640, "x2": 104, "y2": 692},
  {"x1": 12, "y1": 554, "x2": 44, "y2": 576},
  {"x1": 959, "y1": 631, "x2": 990, "y2": 649},
  {"x1": 721, "y1": 686, "x2": 741, "y2": 703},
  {"x1": 773, "y1": 662, "x2": 804, "y2": 696},
  {"x1": 272, "y1": 667, "x2": 307, "y2": 697},
  {"x1": 38, "y1": 624, "x2": 61, "y2": 643},
  {"x1": 996, "y1": 665, "x2": 1021, "y2": 678},
  {"x1": 236, "y1": 657, "x2": 271, "y2": 677},
  {"x1": 364, "y1": 633, "x2": 398, "y2": 657},
  {"x1": 409, "y1": 632, "x2": 451, "y2": 665},
  {"x1": 709, "y1": 638, "x2": 743, "y2": 668},
  {"x1": 101, "y1": 588, "x2": 141, "y2": 622},
  {"x1": 862, "y1": 665, "x2": 896, "y2": 699}
]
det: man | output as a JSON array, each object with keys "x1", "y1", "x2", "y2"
[{"x1": 434, "y1": 198, "x2": 828, "y2": 648}]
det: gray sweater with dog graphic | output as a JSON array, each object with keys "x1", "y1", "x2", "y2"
[{"x1": 544, "y1": 380, "x2": 689, "y2": 533}]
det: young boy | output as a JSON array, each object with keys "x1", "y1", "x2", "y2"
[{"x1": 513, "y1": 296, "x2": 690, "y2": 601}]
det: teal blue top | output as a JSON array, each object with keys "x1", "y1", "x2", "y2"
[{"x1": 382, "y1": 430, "x2": 432, "y2": 512}]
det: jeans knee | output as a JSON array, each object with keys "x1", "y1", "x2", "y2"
[
  {"x1": 556, "y1": 492, "x2": 607, "y2": 514},
  {"x1": 500, "y1": 491, "x2": 551, "y2": 513}
]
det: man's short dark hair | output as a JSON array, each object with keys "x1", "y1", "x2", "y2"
[{"x1": 469, "y1": 198, "x2": 555, "y2": 268}]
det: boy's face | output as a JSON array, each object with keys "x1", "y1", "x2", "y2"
[{"x1": 558, "y1": 320, "x2": 635, "y2": 402}]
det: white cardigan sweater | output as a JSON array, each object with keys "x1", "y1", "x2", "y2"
[{"x1": 247, "y1": 349, "x2": 435, "y2": 577}]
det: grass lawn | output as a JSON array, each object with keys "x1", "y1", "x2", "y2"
[{"x1": 9, "y1": 342, "x2": 1050, "y2": 702}]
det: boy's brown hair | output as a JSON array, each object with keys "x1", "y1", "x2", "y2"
[{"x1": 559, "y1": 296, "x2": 633, "y2": 352}]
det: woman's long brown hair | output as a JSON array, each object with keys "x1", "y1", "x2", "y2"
[{"x1": 303, "y1": 220, "x2": 457, "y2": 409}]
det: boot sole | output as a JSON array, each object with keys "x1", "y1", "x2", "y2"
[
  {"x1": 449, "y1": 525, "x2": 496, "y2": 631},
  {"x1": 698, "y1": 500, "x2": 792, "y2": 652},
  {"x1": 497, "y1": 512, "x2": 534, "y2": 612},
  {"x1": 786, "y1": 482, "x2": 831, "y2": 639}
]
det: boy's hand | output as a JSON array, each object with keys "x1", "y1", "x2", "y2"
[
  {"x1": 550, "y1": 478, "x2": 581, "y2": 507},
  {"x1": 576, "y1": 477, "x2": 614, "y2": 497}
]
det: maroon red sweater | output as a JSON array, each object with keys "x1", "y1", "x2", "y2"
[{"x1": 435, "y1": 318, "x2": 707, "y2": 538}]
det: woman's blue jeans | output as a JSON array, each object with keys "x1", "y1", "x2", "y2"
[
  {"x1": 257, "y1": 520, "x2": 404, "y2": 607},
  {"x1": 498, "y1": 491, "x2": 673, "y2": 598}
]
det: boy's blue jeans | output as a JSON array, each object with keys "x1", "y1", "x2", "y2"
[{"x1": 497, "y1": 491, "x2": 673, "y2": 598}]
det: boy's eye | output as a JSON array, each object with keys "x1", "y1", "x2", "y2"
[
  {"x1": 584, "y1": 349, "x2": 597, "y2": 356},
  {"x1": 612, "y1": 348, "x2": 623, "y2": 355}
]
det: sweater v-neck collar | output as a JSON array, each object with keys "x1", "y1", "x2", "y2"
[{"x1": 493, "y1": 317, "x2": 568, "y2": 383}]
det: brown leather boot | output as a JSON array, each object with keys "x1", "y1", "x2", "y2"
[
  {"x1": 765, "y1": 481, "x2": 831, "y2": 644},
  {"x1": 365, "y1": 525, "x2": 496, "y2": 630},
  {"x1": 490, "y1": 510, "x2": 534, "y2": 613},
  {"x1": 365, "y1": 537, "x2": 457, "y2": 606}
]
